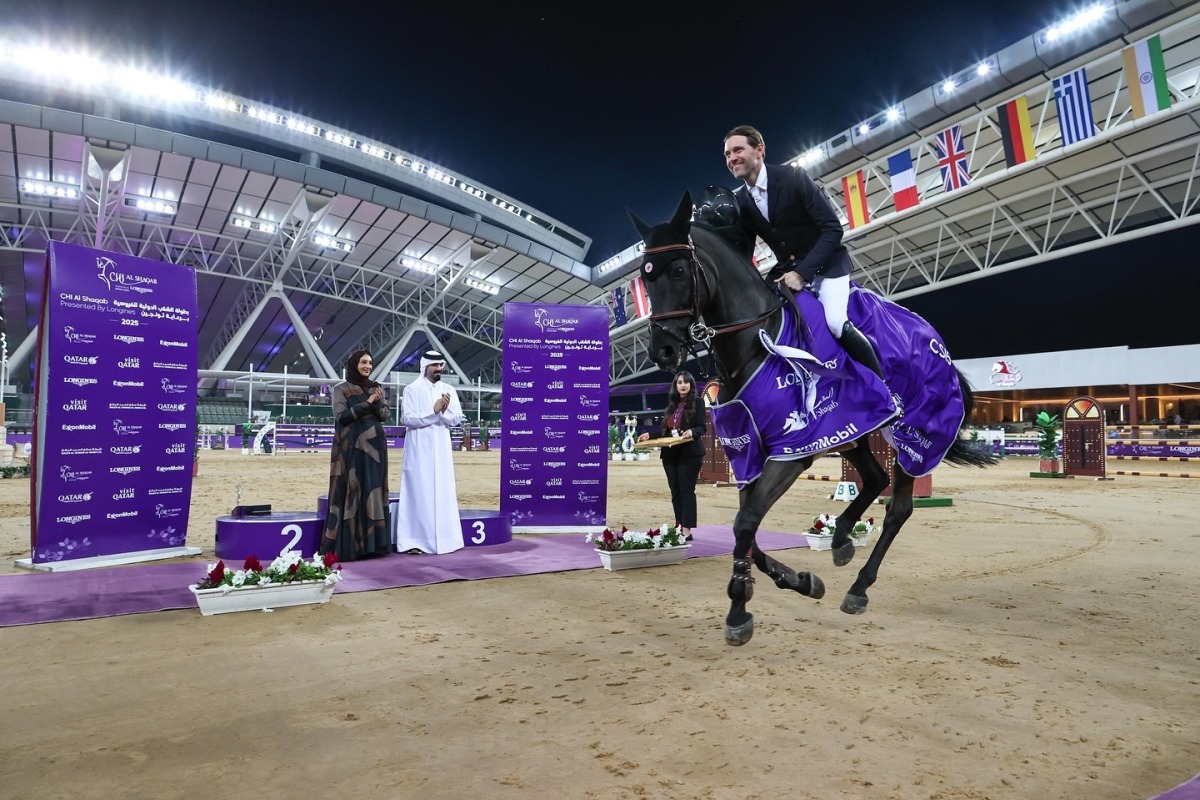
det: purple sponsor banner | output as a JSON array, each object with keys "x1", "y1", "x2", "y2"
[
  {"x1": 1108, "y1": 442, "x2": 1200, "y2": 459},
  {"x1": 500, "y1": 303, "x2": 608, "y2": 531},
  {"x1": 31, "y1": 241, "x2": 198, "y2": 564}
]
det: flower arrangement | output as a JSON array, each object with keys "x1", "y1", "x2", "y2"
[
  {"x1": 587, "y1": 524, "x2": 686, "y2": 552},
  {"x1": 808, "y1": 514, "x2": 875, "y2": 544},
  {"x1": 196, "y1": 550, "x2": 342, "y2": 593}
]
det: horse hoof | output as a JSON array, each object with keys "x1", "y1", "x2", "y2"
[
  {"x1": 806, "y1": 572, "x2": 825, "y2": 599},
  {"x1": 724, "y1": 616, "x2": 754, "y2": 646},
  {"x1": 840, "y1": 593, "x2": 869, "y2": 615},
  {"x1": 832, "y1": 541, "x2": 855, "y2": 567}
]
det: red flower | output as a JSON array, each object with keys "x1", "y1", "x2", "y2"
[
  {"x1": 208, "y1": 560, "x2": 226, "y2": 583},
  {"x1": 648, "y1": 528, "x2": 660, "y2": 538},
  {"x1": 289, "y1": 563, "x2": 299, "y2": 575},
  {"x1": 322, "y1": 551, "x2": 339, "y2": 569},
  {"x1": 867, "y1": 517, "x2": 875, "y2": 525},
  {"x1": 243, "y1": 555, "x2": 263, "y2": 573},
  {"x1": 621, "y1": 525, "x2": 629, "y2": 534},
  {"x1": 601, "y1": 529, "x2": 615, "y2": 543},
  {"x1": 812, "y1": 520, "x2": 825, "y2": 531}
]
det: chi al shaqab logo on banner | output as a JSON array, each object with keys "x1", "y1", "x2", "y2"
[
  {"x1": 96, "y1": 255, "x2": 158, "y2": 293},
  {"x1": 532, "y1": 308, "x2": 579, "y2": 333},
  {"x1": 990, "y1": 360, "x2": 1022, "y2": 387}
]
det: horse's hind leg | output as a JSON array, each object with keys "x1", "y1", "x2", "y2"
[
  {"x1": 842, "y1": 466, "x2": 914, "y2": 615},
  {"x1": 725, "y1": 459, "x2": 824, "y2": 646},
  {"x1": 830, "y1": 439, "x2": 890, "y2": 567}
]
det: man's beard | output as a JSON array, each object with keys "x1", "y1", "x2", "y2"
[{"x1": 429, "y1": 372, "x2": 441, "y2": 383}]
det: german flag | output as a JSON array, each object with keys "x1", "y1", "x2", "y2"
[
  {"x1": 841, "y1": 170, "x2": 869, "y2": 229},
  {"x1": 997, "y1": 96, "x2": 1035, "y2": 168}
]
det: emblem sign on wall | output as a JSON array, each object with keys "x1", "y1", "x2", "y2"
[{"x1": 27, "y1": 241, "x2": 201, "y2": 569}]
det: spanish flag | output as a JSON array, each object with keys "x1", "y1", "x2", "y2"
[
  {"x1": 842, "y1": 170, "x2": 869, "y2": 230},
  {"x1": 997, "y1": 96, "x2": 1035, "y2": 168}
]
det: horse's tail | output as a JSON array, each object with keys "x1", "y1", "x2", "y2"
[{"x1": 943, "y1": 368, "x2": 999, "y2": 468}]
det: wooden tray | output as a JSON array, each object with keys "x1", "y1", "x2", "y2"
[{"x1": 634, "y1": 436, "x2": 689, "y2": 448}]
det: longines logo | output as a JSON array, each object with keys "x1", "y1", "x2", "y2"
[
  {"x1": 56, "y1": 514, "x2": 91, "y2": 524},
  {"x1": 159, "y1": 423, "x2": 187, "y2": 432},
  {"x1": 545, "y1": 364, "x2": 567, "y2": 372},
  {"x1": 114, "y1": 334, "x2": 144, "y2": 344},
  {"x1": 64, "y1": 377, "x2": 98, "y2": 387},
  {"x1": 113, "y1": 420, "x2": 143, "y2": 436},
  {"x1": 57, "y1": 492, "x2": 93, "y2": 503},
  {"x1": 544, "y1": 461, "x2": 566, "y2": 468},
  {"x1": 580, "y1": 429, "x2": 601, "y2": 436},
  {"x1": 64, "y1": 326, "x2": 97, "y2": 344},
  {"x1": 720, "y1": 434, "x2": 751, "y2": 453},
  {"x1": 117, "y1": 357, "x2": 140, "y2": 369},
  {"x1": 110, "y1": 445, "x2": 142, "y2": 455},
  {"x1": 97, "y1": 255, "x2": 158, "y2": 292},
  {"x1": 113, "y1": 488, "x2": 135, "y2": 501},
  {"x1": 510, "y1": 397, "x2": 534, "y2": 404},
  {"x1": 64, "y1": 355, "x2": 98, "y2": 366},
  {"x1": 62, "y1": 424, "x2": 96, "y2": 432},
  {"x1": 63, "y1": 399, "x2": 87, "y2": 412},
  {"x1": 110, "y1": 466, "x2": 141, "y2": 475},
  {"x1": 509, "y1": 494, "x2": 532, "y2": 501},
  {"x1": 113, "y1": 380, "x2": 145, "y2": 388}
]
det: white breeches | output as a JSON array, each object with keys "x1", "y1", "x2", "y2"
[{"x1": 811, "y1": 273, "x2": 850, "y2": 337}]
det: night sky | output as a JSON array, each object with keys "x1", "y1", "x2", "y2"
[{"x1": 15, "y1": 1, "x2": 1200, "y2": 355}]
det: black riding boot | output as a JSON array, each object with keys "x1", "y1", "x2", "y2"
[{"x1": 839, "y1": 321, "x2": 885, "y2": 380}]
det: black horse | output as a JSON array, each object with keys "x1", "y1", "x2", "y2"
[{"x1": 629, "y1": 192, "x2": 994, "y2": 645}]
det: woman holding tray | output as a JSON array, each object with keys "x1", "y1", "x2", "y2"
[{"x1": 638, "y1": 370, "x2": 706, "y2": 541}]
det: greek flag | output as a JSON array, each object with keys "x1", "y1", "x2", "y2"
[{"x1": 1053, "y1": 67, "x2": 1095, "y2": 146}]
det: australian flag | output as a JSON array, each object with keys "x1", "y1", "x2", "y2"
[{"x1": 609, "y1": 285, "x2": 627, "y2": 326}]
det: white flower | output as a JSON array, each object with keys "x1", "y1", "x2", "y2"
[
  {"x1": 231, "y1": 570, "x2": 246, "y2": 587},
  {"x1": 584, "y1": 532, "x2": 594, "y2": 543}
]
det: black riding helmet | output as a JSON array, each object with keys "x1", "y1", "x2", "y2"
[{"x1": 692, "y1": 185, "x2": 739, "y2": 227}]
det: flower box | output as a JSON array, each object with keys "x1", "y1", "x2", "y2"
[
  {"x1": 190, "y1": 579, "x2": 335, "y2": 615},
  {"x1": 805, "y1": 533, "x2": 834, "y2": 551},
  {"x1": 596, "y1": 544, "x2": 690, "y2": 571}
]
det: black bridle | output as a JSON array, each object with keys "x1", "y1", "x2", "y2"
[{"x1": 644, "y1": 237, "x2": 781, "y2": 380}]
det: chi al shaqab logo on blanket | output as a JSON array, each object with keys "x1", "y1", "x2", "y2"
[
  {"x1": 532, "y1": 308, "x2": 578, "y2": 333},
  {"x1": 990, "y1": 360, "x2": 1022, "y2": 387}
]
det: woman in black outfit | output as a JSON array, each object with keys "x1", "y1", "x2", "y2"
[{"x1": 638, "y1": 371, "x2": 706, "y2": 541}]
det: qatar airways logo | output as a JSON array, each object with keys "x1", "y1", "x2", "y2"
[
  {"x1": 117, "y1": 357, "x2": 139, "y2": 369},
  {"x1": 161, "y1": 379, "x2": 188, "y2": 394},
  {"x1": 543, "y1": 445, "x2": 566, "y2": 454},
  {"x1": 533, "y1": 308, "x2": 579, "y2": 333},
  {"x1": 64, "y1": 326, "x2": 97, "y2": 344},
  {"x1": 64, "y1": 377, "x2": 98, "y2": 387},
  {"x1": 96, "y1": 255, "x2": 157, "y2": 292},
  {"x1": 59, "y1": 466, "x2": 92, "y2": 482},
  {"x1": 114, "y1": 334, "x2": 144, "y2": 344},
  {"x1": 64, "y1": 355, "x2": 98, "y2": 366},
  {"x1": 63, "y1": 399, "x2": 87, "y2": 412},
  {"x1": 511, "y1": 381, "x2": 534, "y2": 389},
  {"x1": 509, "y1": 362, "x2": 532, "y2": 374},
  {"x1": 113, "y1": 488, "x2": 135, "y2": 501},
  {"x1": 110, "y1": 445, "x2": 142, "y2": 455},
  {"x1": 113, "y1": 420, "x2": 143, "y2": 436},
  {"x1": 577, "y1": 414, "x2": 600, "y2": 422},
  {"x1": 158, "y1": 403, "x2": 186, "y2": 412},
  {"x1": 508, "y1": 460, "x2": 531, "y2": 472},
  {"x1": 509, "y1": 478, "x2": 532, "y2": 486},
  {"x1": 57, "y1": 492, "x2": 93, "y2": 504}
]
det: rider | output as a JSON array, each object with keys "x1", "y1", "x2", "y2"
[{"x1": 720, "y1": 124, "x2": 885, "y2": 382}]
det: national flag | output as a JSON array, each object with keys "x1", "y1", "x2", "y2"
[
  {"x1": 887, "y1": 149, "x2": 919, "y2": 211},
  {"x1": 1053, "y1": 67, "x2": 1095, "y2": 146},
  {"x1": 841, "y1": 170, "x2": 869, "y2": 229},
  {"x1": 1123, "y1": 35, "x2": 1171, "y2": 119},
  {"x1": 630, "y1": 276, "x2": 651, "y2": 318},
  {"x1": 997, "y1": 96, "x2": 1036, "y2": 168},
  {"x1": 609, "y1": 285, "x2": 627, "y2": 326},
  {"x1": 935, "y1": 124, "x2": 970, "y2": 193}
]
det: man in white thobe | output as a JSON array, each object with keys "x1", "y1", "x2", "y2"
[{"x1": 395, "y1": 351, "x2": 465, "y2": 554}]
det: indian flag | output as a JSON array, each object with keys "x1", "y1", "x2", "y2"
[{"x1": 1123, "y1": 35, "x2": 1171, "y2": 119}]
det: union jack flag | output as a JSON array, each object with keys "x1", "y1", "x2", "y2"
[{"x1": 935, "y1": 124, "x2": 970, "y2": 193}]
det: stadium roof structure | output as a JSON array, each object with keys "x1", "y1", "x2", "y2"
[
  {"x1": 0, "y1": 44, "x2": 603, "y2": 393},
  {"x1": 601, "y1": 0, "x2": 1200, "y2": 384}
]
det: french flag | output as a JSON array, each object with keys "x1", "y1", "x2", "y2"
[
  {"x1": 888, "y1": 149, "x2": 919, "y2": 211},
  {"x1": 631, "y1": 276, "x2": 652, "y2": 318}
]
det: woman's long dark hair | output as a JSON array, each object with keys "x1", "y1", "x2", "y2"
[{"x1": 663, "y1": 370, "x2": 699, "y2": 432}]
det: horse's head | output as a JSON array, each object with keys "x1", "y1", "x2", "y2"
[{"x1": 628, "y1": 191, "x2": 704, "y2": 372}]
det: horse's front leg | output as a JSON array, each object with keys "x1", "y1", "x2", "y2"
[
  {"x1": 830, "y1": 439, "x2": 890, "y2": 566},
  {"x1": 725, "y1": 458, "x2": 824, "y2": 646},
  {"x1": 842, "y1": 466, "x2": 914, "y2": 615}
]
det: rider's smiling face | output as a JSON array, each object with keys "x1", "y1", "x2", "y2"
[{"x1": 724, "y1": 135, "x2": 764, "y2": 184}]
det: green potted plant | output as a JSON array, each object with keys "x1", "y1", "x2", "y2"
[
  {"x1": 478, "y1": 421, "x2": 490, "y2": 451},
  {"x1": 1033, "y1": 411, "x2": 1061, "y2": 473},
  {"x1": 241, "y1": 421, "x2": 253, "y2": 455}
]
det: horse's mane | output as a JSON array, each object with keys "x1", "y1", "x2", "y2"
[{"x1": 689, "y1": 222, "x2": 759, "y2": 276}]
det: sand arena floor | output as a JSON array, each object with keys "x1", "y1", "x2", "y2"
[{"x1": 0, "y1": 450, "x2": 1197, "y2": 799}]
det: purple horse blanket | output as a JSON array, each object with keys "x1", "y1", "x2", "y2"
[{"x1": 709, "y1": 284, "x2": 964, "y2": 486}]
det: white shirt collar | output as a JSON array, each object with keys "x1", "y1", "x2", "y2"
[{"x1": 746, "y1": 164, "x2": 768, "y2": 195}]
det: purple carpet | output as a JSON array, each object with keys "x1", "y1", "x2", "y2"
[
  {"x1": 0, "y1": 526, "x2": 807, "y2": 627},
  {"x1": 1151, "y1": 774, "x2": 1200, "y2": 800}
]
